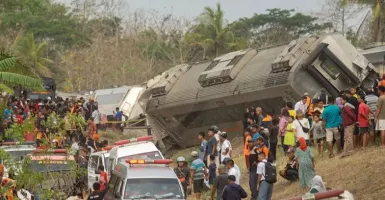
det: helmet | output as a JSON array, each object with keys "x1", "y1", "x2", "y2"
[{"x1": 177, "y1": 157, "x2": 186, "y2": 162}]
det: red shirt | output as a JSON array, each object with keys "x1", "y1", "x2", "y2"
[
  {"x1": 24, "y1": 132, "x2": 34, "y2": 141},
  {"x1": 358, "y1": 102, "x2": 369, "y2": 128},
  {"x1": 16, "y1": 115, "x2": 23, "y2": 124},
  {"x1": 99, "y1": 171, "x2": 108, "y2": 190}
]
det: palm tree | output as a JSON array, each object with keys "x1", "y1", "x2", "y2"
[
  {"x1": 14, "y1": 33, "x2": 53, "y2": 77},
  {"x1": 0, "y1": 49, "x2": 43, "y2": 90},
  {"x1": 186, "y1": 3, "x2": 244, "y2": 59},
  {"x1": 341, "y1": 0, "x2": 385, "y2": 42}
]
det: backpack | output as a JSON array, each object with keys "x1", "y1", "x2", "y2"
[{"x1": 264, "y1": 161, "x2": 277, "y2": 184}]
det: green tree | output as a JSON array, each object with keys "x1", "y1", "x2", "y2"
[
  {"x1": 0, "y1": 0, "x2": 91, "y2": 48},
  {"x1": 341, "y1": 0, "x2": 385, "y2": 42},
  {"x1": 14, "y1": 33, "x2": 53, "y2": 77},
  {"x1": 185, "y1": 3, "x2": 246, "y2": 59},
  {"x1": 230, "y1": 9, "x2": 332, "y2": 47}
]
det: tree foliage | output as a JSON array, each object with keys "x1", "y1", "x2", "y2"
[{"x1": 230, "y1": 8, "x2": 332, "y2": 48}]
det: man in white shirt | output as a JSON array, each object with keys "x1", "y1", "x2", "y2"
[
  {"x1": 292, "y1": 110, "x2": 311, "y2": 145},
  {"x1": 294, "y1": 96, "x2": 308, "y2": 114},
  {"x1": 219, "y1": 132, "x2": 232, "y2": 162},
  {"x1": 257, "y1": 153, "x2": 273, "y2": 200},
  {"x1": 225, "y1": 159, "x2": 240, "y2": 185},
  {"x1": 92, "y1": 106, "x2": 101, "y2": 132}
]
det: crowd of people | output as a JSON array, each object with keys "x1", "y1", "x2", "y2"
[
  {"x1": 0, "y1": 95, "x2": 127, "y2": 200},
  {"x1": 184, "y1": 80, "x2": 385, "y2": 199}
]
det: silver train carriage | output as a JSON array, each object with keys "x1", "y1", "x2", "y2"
[{"x1": 139, "y1": 33, "x2": 376, "y2": 149}]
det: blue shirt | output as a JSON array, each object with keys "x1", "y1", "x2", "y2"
[
  {"x1": 252, "y1": 132, "x2": 261, "y2": 142},
  {"x1": 208, "y1": 163, "x2": 216, "y2": 185},
  {"x1": 191, "y1": 158, "x2": 205, "y2": 180},
  {"x1": 322, "y1": 104, "x2": 341, "y2": 128},
  {"x1": 199, "y1": 140, "x2": 208, "y2": 160},
  {"x1": 3, "y1": 108, "x2": 11, "y2": 120},
  {"x1": 115, "y1": 111, "x2": 123, "y2": 121},
  {"x1": 206, "y1": 137, "x2": 217, "y2": 156}
]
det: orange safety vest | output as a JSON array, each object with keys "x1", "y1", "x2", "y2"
[{"x1": 378, "y1": 80, "x2": 385, "y2": 87}]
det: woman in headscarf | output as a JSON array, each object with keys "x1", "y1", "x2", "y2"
[
  {"x1": 308, "y1": 175, "x2": 327, "y2": 194},
  {"x1": 295, "y1": 137, "x2": 316, "y2": 191}
]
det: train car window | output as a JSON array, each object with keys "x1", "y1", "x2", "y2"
[{"x1": 320, "y1": 58, "x2": 341, "y2": 80}]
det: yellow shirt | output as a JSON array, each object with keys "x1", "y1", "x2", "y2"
[{"x1": 288, "y1": 110, "x2": 296, "y2": 119}]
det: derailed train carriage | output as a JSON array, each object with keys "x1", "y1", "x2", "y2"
[{"x1": 139, "y1": 33, "x2": 376, "y2": 149}]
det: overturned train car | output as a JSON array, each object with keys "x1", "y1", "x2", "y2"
[{"x1": 139, "y1": 33, "x2": 376, "y2": 149}]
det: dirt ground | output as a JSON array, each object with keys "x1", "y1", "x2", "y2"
[
  {"x1": 99, "y1": 132, "x2": 385, "y2": 200},
  {"x1": 171, "y1": 137, "x2": 385, "y2": 200}
]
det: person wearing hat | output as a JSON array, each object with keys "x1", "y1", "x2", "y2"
[
  {"x1": 219, "y1": 132, "x2": 232, "y2": 163},
  {"x1": 221, "y1": 175, "x2": 247, "y2": 200},
  {"x1": 174, "y1": 157, "x2": 190, "y2": 199},
  {"x1": 210, "y1": 164, "x2": 228, "y2": 200},
  {"x1": 190, "y1": 151, "x2": 206, "y2": 199},
  {"x1": 279, "y1": 148, "x2": 298, "y2": 182}
]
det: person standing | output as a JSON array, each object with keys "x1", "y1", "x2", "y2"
[
  {"x1": 98, "y1": 165, "x2": 108, "y2": 190},
  {"x1": 283, "y1": 116, "x2": 296, "y2": 149},
  {"x1": 292, "y1": 110, "x2": 310, "y2": 145},
  {"x1": 279, "y1": 109, "x2": 289, "y2": 153},
  {"x1": 174, "y1": 157, "x2": 191, "y2": 199},
  {"x1": 321, "y1": 97, "x2": 341, "y2": 158},
  {"x1": 357, "y1": 95, "x2": 370, "y2": 149},
  {"x1": 365, "y1": 88, "x2": 378, "y2": 145},
  {"x1": 198, "y1": 132, "x2": 208, "y2": 166},
  {"x1": 295, "y1": 96, "x2": 308, "y2": 114},
  {"x1": 207, "y1": 129, "x2": 219, "y2": 167},
  {"x1": 345, "y1": 90, "x2": 359, "y2": 149},
  {"x1": 225, "y1": 159, "x2": 240, "y2": 185},
  {"x1": 255, "y1": 107, "x2": 264, "y2": 126},
  {"x1": 190, "y1": 151, "x2": 206, "y2": 200},
  {"x1": 244, "y1": 129, "x2": 252, "y2": 170},
  {"x1": 91, "y1": 106, "x2": 101, "y2": 133},
  {"x1": 295, "y1": 137, "x2": 316, "y2": 191},
  {"x1": 210, "y1": 164, "x2": 228, "y2": 200},
  {"x1": 340, "y1": 95, "x2": 356, "y2": 158},
  {"x1": 113, "y1": 107, "x2": 124, "y2": 133},
  {"x1": 256, "y1": 153, "x2": 273, "y2": 200},
  {"x1": 375, "y1": 86, "x2": 385, "y2": 146},
  {"x1": 220, "y1": 132, "x2": 232, "y2": 163},
  {"x1": 248, "y1": 138, "x2": 259, "y2": 200},
  {"x1": 310, "y1": 115, "x2": 325, "y2": 157},
  {"x1": 222, "y1": 175, "x2": 247, "y2": 200},
  {"x1": 268, "y1": 117, "x2": 279, "y2": 163}
]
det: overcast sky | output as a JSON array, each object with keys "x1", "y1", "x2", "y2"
[{"x1": 126, "y1": 0, "x2": 323, "y2": 22}]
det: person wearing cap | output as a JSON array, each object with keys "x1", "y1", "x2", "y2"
[
  {"x1": 221, "y1": 175, "x2": 247, "y2": 200},
  {"x1": 190, "y1": 151, "x2": 206, "y2": 199},
  {"x1": 210, "y1": 164, "x2": 228, "y2": 200},
  {"x1": 207, "y1": 127, "x2": 220, "y2": 167},
  {"x1": 219, "y1": 132, "x2": 232, "y2": 162},
  {"x1": 295, "y1": 96, "x2": 308, "y2": 115},
  {"x1": 174, "y1": 157, "x2": 190, "y2": 199},
  {"x1": 279, "y1": 148, "x2": 298, "y2": 182}
]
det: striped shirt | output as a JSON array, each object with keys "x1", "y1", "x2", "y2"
[
  {"x1": 191, "y1": 158, "x2": 205, "y2": 180},
  {"x1": 365, "y1": 94, "x2": 378, "y2": 119}
]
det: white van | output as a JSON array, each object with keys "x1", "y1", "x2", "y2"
[
  {"x1": 103, "y1": 159, "x2": 185, "y2": 200},
  {"x1": 106, "y1": 141, "x2": 164, "y2": 177},
  {"x1": 87, "y1": 136, "x2": 164, "y2": 189}
]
